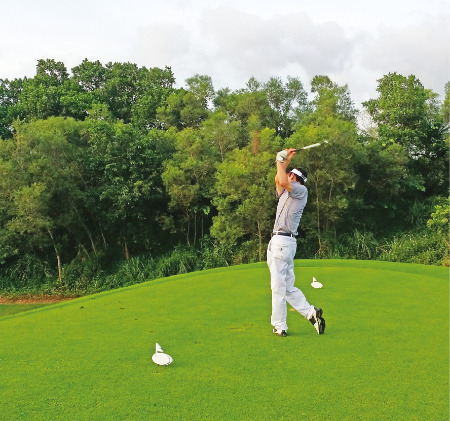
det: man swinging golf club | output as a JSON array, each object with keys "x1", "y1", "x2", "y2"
[{"x1": 267, "y1": 148, "x2": 325, "y2": 336}]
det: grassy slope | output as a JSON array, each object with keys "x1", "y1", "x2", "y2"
[
  {"x1": 0, "y1": 303, "x2": 52, "y2": 317},
  {"x1": 0, "y1": 260, "x2": 448, "y2": 420}
]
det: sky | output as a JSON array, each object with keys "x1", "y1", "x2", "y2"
[{"x1": 1, "y1": 0, "x2": 449, "y2": 109}]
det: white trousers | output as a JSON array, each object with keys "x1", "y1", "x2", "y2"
[{"x1": 267, "y1": 236, "x2": 314, "y2": 331}]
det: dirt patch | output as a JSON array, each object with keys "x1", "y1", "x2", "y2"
[{"x1": 0, "y1": 295, "x2": 78, "y2": 304}]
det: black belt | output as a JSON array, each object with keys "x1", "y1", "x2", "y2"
[{"x1": 271, "y1": 232, "x2": 296, "y2": 238}]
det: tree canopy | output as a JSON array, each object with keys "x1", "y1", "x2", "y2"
[{"x1": 0, "y1": 59, "x2": 448, "y2": 291}]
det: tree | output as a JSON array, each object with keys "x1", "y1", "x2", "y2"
[
  {"x1": 157, "y1": 74, "x2": 214, "y2": 130},
  {"x1": 345, "y1": 139, "x2": 410, "y2": 235},
  {"x1": 156, "y1": 89, "x2": 187, "y2": 130},
  {"x1": 0, "y1": 78, "x2": 23, "y2": 139},
  {"x1": 264, "y1": 76, "x2": 309, "y2": 138},
  {"x1": 85, "y1": 119, "x2": 172, "y2": 258},
  {"x1": 161, "y1": 127, "x2": 219, "y2": 246},
  {"x1": 310, "y1": 75, "x2": 357, "y2": 123},
  {"x1": 214, "y1": 76, "x2": 308, "y2": 140},
  {"x1": 441, "y1": 81, "x2": 450, "y2": 138},
  {"x1": 6, "y1": 183, "x2": 62, "y2": 281},
  {"x1": 439, "y1": 82, "x2": 450, "y2": 195},
  {"x1": 132, "y1": 66, "x2": 175, "y2": 130},
  {"x1": 213, "y1": 85, "x2": 271, "y2": 132},
  {"x1": 285, "y1": 77, "x2": 361, "y2": 254},
  {"x1": 286, "y1": 123, "x2": 362, "y2": 255},
  {"x1": 13, "y1": 59, "x2": 70, "y2": 121},
  {"x1": 201, "y1": 111, "x2": 243, "y2": 162},
  {"x1": 0, "y1": 117, "x2": 89, "y2": 282},
  {"x1": 211, "y1": 128, "x2": 281, "y2": 262},
  {"x1": 60, "y1": 78, "x2": 96, "y2": 121},
  {"x1": 71, "y1": 59, "x2": 107, "y2": 93},
  {"x1": 363, "y1": 72, "x2": 448, "y2": 196},
  {"x1": 101, "y1": 62, "x2": 147, "y2": 122},
  {"x1": 427, "y1": 197, "x2": 449, "y2": 233}
]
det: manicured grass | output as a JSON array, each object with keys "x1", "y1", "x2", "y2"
[
  {"x1": 0, "y1": 303, "x2": 53, "y2": 317},
  {"x1": 1, "y1": 260, "x2": 448, "y2": 420}
]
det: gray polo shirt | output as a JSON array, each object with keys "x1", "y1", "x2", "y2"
[{"x1": 273, "y1": 182, "x2": 308, "y2": 236}]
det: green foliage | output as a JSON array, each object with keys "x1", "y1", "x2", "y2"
[
  {"x1": 199, "y1": 236, "x2": 232, "y2": 269},
  {"x1": 211, "y1": 128, "x2": 280, "y2": 261},
  {"x1": 157, "y1": 74, "x2": 213, "y2": 130},
  {"x1": 0, "y1": 60, "x2": 448, "y2": 295},
  {"x1": 426, "y1": 196, "x2": 449, "y2": 233},
  {"x1": 0, "y1": 253, "x2": 54, "y2": 292},
  {"x1": 310, "y1": 75, "x2": 357, "y2": 122},
  {"x1": 3, "y1": 59, "x2": 175, "y2": 131},
  {"x1": 84, "y1": 120, "x2": 175, "y2": 258},
  {"x1": 442, "y1": 82, "x2": 450, "y2": 127},
  {"x1": 0, "y1": 77, "x2": 23, "y2": 138},
  {"x1": 13, "y1": 59, "x2": 70, "y2": 121},
  {"x1": 363, "y1": 72, "x2": 449, "y2": 196},
  {"x1": 285, "y1": 79, "x2": 363, "y2": 254},
  {"x1": 74, "y1": 244, "x2": 229, "y2": 293},
  {"x1": 327, "y1": 230, "x2": 380, "y2": 260},
  {"x1": 263, "y1": 76, "x2": 309, "y2": 138},
  {"x1": 378, "y1": 231, "x2": 448, "y2": 266},
  {"x1": 161, "y1": 126, "x2": 219, "y2": 246},
  {"x1": 0, "y1": 117, "x2": 89, "y2": 281},
  {"x1": 346, "y1": 139, "x2": 411, "y2": 234}
]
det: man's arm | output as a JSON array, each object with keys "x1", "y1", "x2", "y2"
[{"x1": 275, "y1": 148, "x2": 296, "y2": 195}]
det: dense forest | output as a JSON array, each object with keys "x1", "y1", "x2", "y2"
[{"x1": 0, "y1": 59, "x2": 448, "y2": 295}]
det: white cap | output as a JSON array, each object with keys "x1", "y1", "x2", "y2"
[{"x1": 290, "y1": 168, "x2": 307, "y2": 183}]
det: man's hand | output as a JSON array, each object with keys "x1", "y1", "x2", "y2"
[
  {"x1": 276, "y1": 148, "x2": 296, "y2": 163},
  {"x1": 276, "y1": 150, "x2": 288, "y2": 162},
  {"x1": 285, "y1": 148, "x2": 296, "y2": 161}
]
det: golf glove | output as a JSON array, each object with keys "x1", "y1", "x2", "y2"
[{"x1": 276, "y1": 150, "x2": 288, "y2": 162}]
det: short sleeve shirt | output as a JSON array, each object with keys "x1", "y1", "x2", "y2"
[{"x1": 273, "y1": 182, "x2": 308, "y2": 236}]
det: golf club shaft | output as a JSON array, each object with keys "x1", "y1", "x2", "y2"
[{"x1": 295, "y1": 141, "x2": 328, "y2": 152}]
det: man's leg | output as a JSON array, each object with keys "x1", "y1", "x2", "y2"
[
  {"x1": 286, "y1": 270, "x2": 314, "y2": 319},
  {"x1": 267, "y1": 239, "x2": 288, "y2": 331},
  {"x1": 285, "y1": 244, "x2": 314, "y2": 318},
  {"x1": 284, "y1": 248, "x2": 326, "y2": 334}
]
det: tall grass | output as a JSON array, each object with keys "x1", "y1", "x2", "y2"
[
  {"x1": 1, "y1": 228, "x2": 447, "y2": 297},
  {"x1": 378, "y1": 231, "x2": 449, "y2": 266}
]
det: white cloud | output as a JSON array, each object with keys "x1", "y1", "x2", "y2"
[
  {"x1": 133, "y1": 7, "x2": 356, "y2": 93},
  {"x1": 361, "y1": 14, "x2": 450, "y2": 98},
  {"x1": 134, "y1": 23, "x2": 191, "y2": 69},
  {"x1": 1, "y1": 0, "x2": 448, "y2": 108}
]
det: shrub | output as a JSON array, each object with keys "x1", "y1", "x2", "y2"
[
  {"x1": 230, "y1": 240, "x2": 261, "y2": 265},
  {"x1": 340, "y1": 230, "x2": 379, "y2": 260},
  {"x1": 296, "y1": 231, "x2": 379, "y2": 260},
  {"x1": 154, "y1": 246, "x2": 199, "y2": 278},
  {"x1": 199, "y1": 236, "x2": 232, "y2": 269},
  {"x1": 0, "y1": 254, "x2": 55, "y2": 292},
  {"x1": 378, "y1": 231, "x2": 449, "y2": 266}
]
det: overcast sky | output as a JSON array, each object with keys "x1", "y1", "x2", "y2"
[{"x1": 1, "y1": 0, "x2": 449, "y2": 109}]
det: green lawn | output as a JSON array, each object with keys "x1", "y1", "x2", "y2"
[
  {"x1": 0, "y1": 303, "x2": 53, "y2": 317},
  {"x1": 1, "y1": 260, "x2": 448, "y2": 420}
]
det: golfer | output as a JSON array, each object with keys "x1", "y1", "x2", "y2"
[{"x1": 267, "y1": 148, "x2": 325, "y2": 337}]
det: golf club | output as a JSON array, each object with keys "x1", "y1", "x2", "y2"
[{"x1": 295, "y1": 141, "x2": 328, "y2": 152}]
